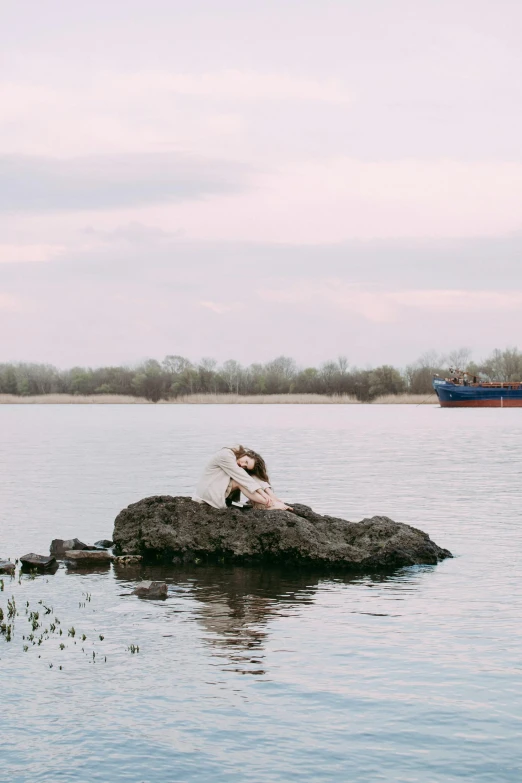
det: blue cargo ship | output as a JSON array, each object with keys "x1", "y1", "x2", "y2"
[{"x1": 433, "y1": 374, "x2": 522, "y2": 407}]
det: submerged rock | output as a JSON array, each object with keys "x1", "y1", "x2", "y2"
[
  {"x1": 113, "y1": 555, "x2": 142, "y2": 565},
  {"x1": 0, "y1": 560, "x2": 16, "y2": 575},
  {"x1": 113, "y1": 496, "x2": 452, "y2": 571},
  {"x1": 50, "y1": 538, "x2": 89, "y2": 557},
  {"x1": 132, "y1": 580, "x2": 168, "y2": 599},
  {"x1": 20, "y1": 553, "x2": 56, "y2": 570},
  {"x1": 64, "y1": 550, "x2": 113, "y2": 563}
]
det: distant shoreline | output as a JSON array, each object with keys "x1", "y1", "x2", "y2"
[{"x1": 0, "y1": 393, "x2": 433, "y2": 405}]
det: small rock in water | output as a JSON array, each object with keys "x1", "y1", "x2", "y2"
[
  {"x1": 113, "y1": 555, "x2": 142, "y2": 565},
  {"x1": 50, "y1": 538, "x2": 88, "y2": 557},
  {"x1": 20, "y1": 553, "x2": 57, "y2": 570},
  {"x1": 132, "y1": 581, "x2": 168, "y2": 599},
  {"x1": 0, "y1": 560, "x2": 16, "y2": 575},
  {"x1": 93, "y1": 539, "x2": 113, "y2": 549},
  {"x1": 65, "y1": 549, "x2": 113, "y2": 563}
]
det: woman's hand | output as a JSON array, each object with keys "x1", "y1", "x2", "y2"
[{"x1": 252, "y1": 489, "x2": 273, "y2": 507}]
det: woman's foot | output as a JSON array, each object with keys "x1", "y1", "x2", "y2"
[{"x1": 269, "y1": 499, "x2": 293, "y2": 511}]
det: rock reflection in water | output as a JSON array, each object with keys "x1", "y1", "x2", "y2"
[
  {"x1": 113, "y1": 562, "x2": 373, "y2": 676},
  {"x1": 188, "y1": 567, "x2": 322, "y2": 676}
]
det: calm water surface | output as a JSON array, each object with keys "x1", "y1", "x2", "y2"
[{"x1": 1, "y1": 405, "x2": 521, "y2": 782}]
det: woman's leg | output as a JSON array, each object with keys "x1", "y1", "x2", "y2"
[
  {"x1": 227, "y1": 480, "x2": 293, "y2": 511},
  {"x1": 225, "y1": 486, "x2": 241, "y2": 506}
]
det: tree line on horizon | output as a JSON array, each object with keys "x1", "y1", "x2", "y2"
[{"x1": 1, "y1": 347, "x2": 521, "y2": 402}]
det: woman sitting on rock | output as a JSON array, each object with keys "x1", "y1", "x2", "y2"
[{"x1": 193, "y1": 445, "x2": 292, "y2": 511}]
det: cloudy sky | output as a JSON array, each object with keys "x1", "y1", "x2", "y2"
[{"x1": 2, "y1": 0, "x2": 522, "y2": 367}]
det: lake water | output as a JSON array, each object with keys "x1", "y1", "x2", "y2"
[{"x1": 1, "y1": 404, "x2": 521, "y2": 782}]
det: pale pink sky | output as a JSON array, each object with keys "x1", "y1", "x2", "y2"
[{"x1": 1, "y1": 0, "x2": 522, "y2": 367}]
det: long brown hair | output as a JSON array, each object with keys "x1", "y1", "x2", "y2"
[{"x1": 232, "y1": 445, "x2": 270, "y2": 482}]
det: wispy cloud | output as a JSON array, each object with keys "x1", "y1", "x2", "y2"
[
  {"x1": 259, "y1": 282, "x2": 522, "y2": 322},
  {"x1": 82, "y1": 221, "x2": 183, "y2": 245},
  {"x1": 199, "y1": 300, "x2": 243, "y2": 315},
  {"x1": 136, "y1": 157, "x2": 522, "y2": 243},
  {"x1": 0, "y1": 152, "x2": 249, "y2": 213},
  {"x1": 109, "y1": 70, "x2": 354, "y2": 104},
  {"x1": 0, "y1": 244, "x2": 64, "y2": 263},
  {"x1": 0, "y1": 293, "x2": 22, "y2": 311}
]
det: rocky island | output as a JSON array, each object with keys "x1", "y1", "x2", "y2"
[{"x1": 113, "y1": 496, "x2": 451, "y2": 570}]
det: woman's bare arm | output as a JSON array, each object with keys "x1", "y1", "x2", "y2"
[{"x1": 231, "y1": 483, "x2": 272, "y2": 507}]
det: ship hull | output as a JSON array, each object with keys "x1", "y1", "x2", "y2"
[
  {"x1": 433, "y1": 379, "x2": 522, "y2": 408},
  {"x1": 438, "y1": 398, "x2": 522, "y2": 408}
]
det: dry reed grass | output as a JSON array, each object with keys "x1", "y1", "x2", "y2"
[
  {"x1": 0, "y1": 394, "x2": 149, "y2": 404},
  {"x1": 0, "y1": 392, "x2": 433, "y2": 405},
  {"x1": 371, "y1": 393, "x2": 435, "y2": 404},
  {"x1": 0, "y1": 393, "x2": 359, "y2": 405},
  {"x1": 162, "y1": 393, "x2": 360, "y2": 404}
]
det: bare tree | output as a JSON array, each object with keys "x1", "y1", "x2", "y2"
[
  {"x1": 337, "y1": 356, "x2": 349, "y2": 375},
  {"x1": 221, "y1": 360, "x2": 243, "y2": 394},
  {"x1": 479, "y1": 347, "x2": 522, "y2": 382},
  {"x1": 446, "y1": 347, "x2": 472, "y2": 371},
  {"x1": 162, "y1": 355, "x2": 193, "y2": 375}
]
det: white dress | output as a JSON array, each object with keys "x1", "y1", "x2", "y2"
[{"x1": 192, "y1": 447, "x2": 271, "y2": 509}]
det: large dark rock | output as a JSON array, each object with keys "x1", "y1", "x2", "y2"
[{"x1": 112, "y1": 496, "x2": 452, "y2": 571}]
